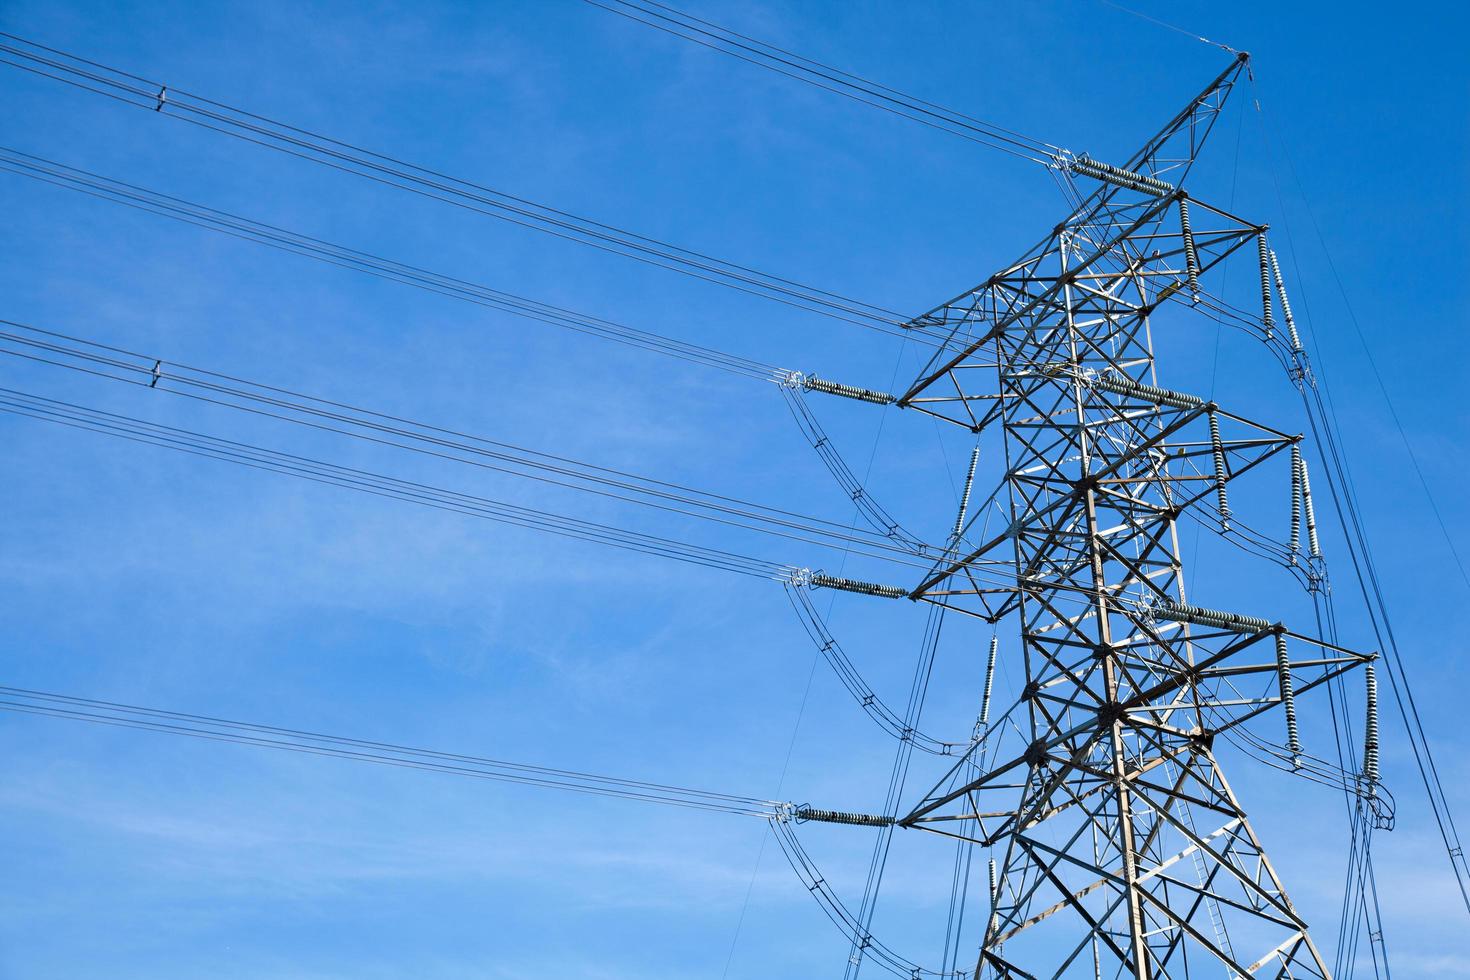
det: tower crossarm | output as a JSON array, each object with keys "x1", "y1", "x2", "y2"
[
  {"x1": 896, "y1": 195, "x2": 1262, "y2": 434},
  {"x1": 908, "y1": 394, "x2": 1298, "y2": 612},
  {"x1": 900, "y1": 621, "x2": 1371, "y2": 834},
  {"x1": 898, "y1": 192, "x2": 1179, "y2": 410}
]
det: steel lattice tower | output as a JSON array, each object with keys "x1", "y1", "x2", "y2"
[
  {"x1": 879, "y1": 56, "x2": 1374, "y2": 978},
  {"x1": 0, "y1": 24, "x2": 1411, "y2": 976}
]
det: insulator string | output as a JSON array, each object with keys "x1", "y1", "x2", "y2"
[{"x1": 1258, "y1": 234, "x2": 1276, "y2": 340}]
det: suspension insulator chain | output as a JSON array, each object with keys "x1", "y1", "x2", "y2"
[
  {"x1": 1179, "y1": 197, "x2": 1201, "y2": 302},
  {"x1": 980, "y1": 634, "x2": 999, "y2": 727},
  {"x1": 1258, "y1": 234, "x2": 1276, "y2": 340},
  {"x1": 952, "y1": 444, "x2": 981, "y2": 544},
  {"x1": 1297, "y1": 452, "x2": 1322, "y2": 560},
  {"x1": 1364, "y1": 663, "x2": 1381, "y2": 786},
  {"x1": 987, "y1": 859, "x2": 1002, "y2": 937},
  {"x1": 1275, "y1": 632, "x2": 1302, "y2": 764},
  {"x1": 1289, "y1": 443, "x2": 1304, "y2": 559},
  {"x1": 1268, "y1": 248, "x2": 1304, "y2": 355},
  {"x1": 1209, "y1": 410, "x2": 1231, "y2": 530}
]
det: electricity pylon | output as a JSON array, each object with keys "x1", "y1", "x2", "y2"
[{"x1": 888, "y1": 56, "x2": 1374, "y2": 978}]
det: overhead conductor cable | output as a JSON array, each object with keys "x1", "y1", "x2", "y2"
[
  {"x1": 0, "y1": 323, "x2": 949, "y2": 570},
  {"x1": 0, "y1": 148, "x2": 784, "y2": 382},
  {"x1": 0, "y1": 38, "x2": 932, "y2": 342},
  {"x1": 0, "y1": 387, "x2": 799, "y2": 581},
  {"x1": 580, "y1": 0, "x2": 1061, "y2": 165},
  {"x1": 0, "y1": 685, "x2": 783, "y2": 817}
]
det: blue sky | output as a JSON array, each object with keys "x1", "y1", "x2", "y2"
[{"x1": 1, "y1": 0, "x2": 1467, "y2": 976}]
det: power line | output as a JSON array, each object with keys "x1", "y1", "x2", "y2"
[
  {"x1": 2, "y1": 678, "x2": 949, "y2": 975},
  {"x1": 0, "y1": 363, "x2": 1097, "y2": 605},
  {"x1": 0, "y1": 684, "x2": 783, "y2": 817},
  {"x1": 0, "y1": 317, "x2": 948, "y2": 568},
  {"x1": 581, "y1": 0, "x2": 1059, "y2": 164},
  {"x1": 0, "y1": 379, "x2": 1041, "y2": 597},
  {"x1": 0, "y1": 17, "x2": 1444, "y2": 972},
  {"x1": 0, "y1": 32, "x2": 924, "y2": 339},
  {"x1": 0, "y1": 386, "x2": 793, "y2": 581},
  {"x1": 0, "y1": 147, "x2": 803, "y2": 379},
  {"x1": 783, "y1": 583, "x2": 960, "y2": 756},
  {"x1": 1093, "y1": 0, "x2": 1240, "y2": 54},
  {"x1": 1, "y1": 379, "x2": 1067, "y2": 598}
]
